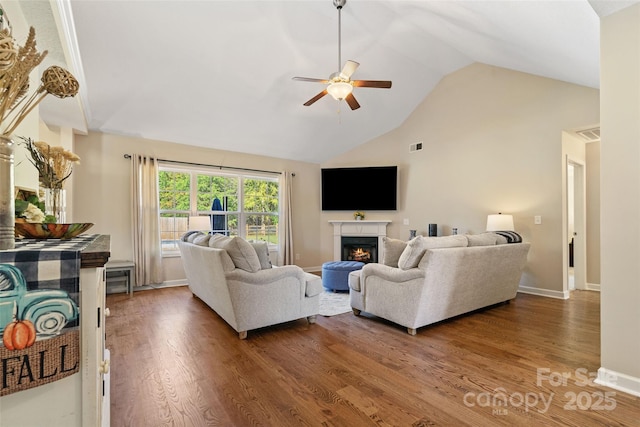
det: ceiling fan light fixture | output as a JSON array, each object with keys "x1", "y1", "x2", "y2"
[
  {"x1": 292, "y1": 0, "x2": 391, "y2": 110},
  {"x1": 327, "y1": 81, "x2": 353, "y2": 100}
]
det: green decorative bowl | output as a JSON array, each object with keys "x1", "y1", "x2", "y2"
[{"x1": 15, "y1": 222, "x2": 94, "y2": 239}]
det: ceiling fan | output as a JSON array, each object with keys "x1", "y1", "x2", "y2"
[{"x1": 293, "y1": 0, "x2": 392, "y2": 110}]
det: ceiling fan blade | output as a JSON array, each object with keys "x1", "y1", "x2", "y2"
[
  {"x1": 353, "y1": 80, "x2": 392, "y2": 89},
  {"x1": 345, "y1": 93, "x2": 360, "y2": 110},
  {"x1": 293, "y1": 77, "x2": 330, "y2": 84},
  {"x1": 339, "y1": 60, "x2": 360, "y2": 79},
  {"x1": 303, "y1": 90, "x2": 328, "y2": 106}
]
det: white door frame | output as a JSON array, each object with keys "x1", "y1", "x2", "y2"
[{"x1": 564, "y1": 156, "x2": 587, "y2": 292}]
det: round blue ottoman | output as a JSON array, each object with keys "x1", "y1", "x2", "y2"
[{"x1": 322, "y1": 261, "x2": 365, "y2": 292}]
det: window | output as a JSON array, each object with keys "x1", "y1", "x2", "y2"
[
  {"x1": 158, "y1": 165, "x2": 279, "y2": 255},
  {"x1": 244, "y1": 178, "x2": 279, "y2": 246}
]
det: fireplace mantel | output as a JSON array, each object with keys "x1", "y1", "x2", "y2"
[{"x1": 329, "y1": 220, "x2": 391, "y2": 262}]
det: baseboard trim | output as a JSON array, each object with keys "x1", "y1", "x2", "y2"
[
  {"x1": 124, "y1": 280, "x2": 187, "y2": 294},
  {"x1": 303, "y1": 265, "x2": 323, "y2": 273},
  {"x1": 156, "y1": 279, "x2": 188, "y2": 288},
  {"x1": 586, "y1": 282, "x2": 601, "y2": 291},
  {"x1": 517, "y1": 286, "x2": 569, "y2": 299},
  {"x1": 595, "y1": 367, "x2": 640, "y2": 397}
]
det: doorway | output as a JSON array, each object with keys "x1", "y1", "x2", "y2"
[{"x1": 565, "y1": 158, "x2": 586, "y2": 292}]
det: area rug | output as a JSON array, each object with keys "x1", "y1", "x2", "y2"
[{"x1": 318, "y1": 290, "x2": 352, "y2": 316}]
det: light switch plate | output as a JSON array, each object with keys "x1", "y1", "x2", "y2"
[{"x1": 534, "y1": 216, "x2": 542, "y2": 225}]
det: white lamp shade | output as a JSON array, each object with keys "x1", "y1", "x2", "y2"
[
  {"x1": 327, "y1": 81, "x2": 353, "y2": 100},
  {"x1": 486, "y1": 214, "x2": 514, "y2": 231},
  {"x1": 188, "y1": 216, "x2": 211, "y2": 231}
]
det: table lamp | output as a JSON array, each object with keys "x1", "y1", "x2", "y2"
[{"x1": 188, "y1": 216, "x2": 211, "y2": 232}]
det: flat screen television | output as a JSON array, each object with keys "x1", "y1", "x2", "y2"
[{"x1": 321, "y1": 166, "x2": 398, "y2": 211}]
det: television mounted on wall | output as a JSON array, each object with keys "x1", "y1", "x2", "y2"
[{"x1": 321, "y1": 166, "x2": 398, "y2": 211}]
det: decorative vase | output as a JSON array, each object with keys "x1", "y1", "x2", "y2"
[
  {"x1": 44, "y1": 188, "x2": 66, "y2": 224},
  {"x1": 0, "y1": 135, "x2": 15, "y2": 250},
  {"x1": 409, "y1": 229, "x2": 417, "y2": 239}
]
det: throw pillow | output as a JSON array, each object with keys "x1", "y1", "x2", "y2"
[
  {"x1": 186, "y1": 231, "x2": 203, "y2": 243},
  {"x1": 493, "y1": 231, "x2": 523, "y2": 244},
  {"x1": 221, "y1": 236, "x2": 262, "y2": 273},
  {"x1": 382, "y1": 237, "x2": 407, "y2": 267},
  {"x1": 398, "y1": 235, "x2": 469, "y2": 270},
  {"x1": 218, "y1": 251, "x2": 236, "y2": 272},
  {"x1": 493, "y1": 233, "x2": 509, "y2": 245},
  {"x1": 193, "y1": 234, "x2": 212, "y2": 246},
  {"x1": 467, "y1": 233, "x2": 498, "y2": 247},
  {"x1": 251, "y1": 241, "x2": 272, "y2": 270},
  {"x1": 398, "y1": 236, "x2": 425, "y2": 270},
  {"x1": 181, "y1": 230, "x2": 202, "y2": 242},
  {"x1": 208, "y1": 233, "x2": 230, "y2": 248}
]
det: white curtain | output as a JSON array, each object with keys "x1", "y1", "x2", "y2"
[
  {"x1": 278, "y1": 171, "x2": 294, "y2": 266},
  {"x1": 131, "y1": 154, "x2": 164, "y2": 286}
]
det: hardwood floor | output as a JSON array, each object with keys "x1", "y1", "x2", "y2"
[{"x1": 105, "y1": 287, "x2": 639, "y2": 426}]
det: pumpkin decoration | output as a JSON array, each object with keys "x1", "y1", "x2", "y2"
[{"x1": 3, "y1": 319, "x2": 37, "y2": 350}]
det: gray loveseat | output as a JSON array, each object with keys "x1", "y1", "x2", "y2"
[
  {"x1": 348, "y1": 234, "x2": 530, "y2": 335},
  {"x1": 179, "y1": 232, "x2": 321, "y2": 339}
]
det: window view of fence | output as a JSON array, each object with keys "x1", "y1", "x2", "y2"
[
  {"x1": 159, "y1": 214, "x2": 189, "y2": 252},
  {"x1": 244, "y1": 178, "x2": 279, "y2": 245},
  {"x1": 159, "y1": 167, "x2": 279, "y2": 254}
]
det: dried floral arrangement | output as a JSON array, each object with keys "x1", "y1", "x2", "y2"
[
  {"x1": 19, "y1": 136, "x2": 80, "y2": 189},
  {"x1": 0, "y1": 27, "x2": 79, "y2": 136}
]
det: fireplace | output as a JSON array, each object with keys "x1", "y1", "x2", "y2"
[
  {"x1": 342, "y1": 236, "x2": 378, "y2": 263},
  {"x1": 330, "y1": 220, "x2": 390, "y2": 262}
]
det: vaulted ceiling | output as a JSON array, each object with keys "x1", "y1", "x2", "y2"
[{"x1": 20, "y1": 1, "x2": 639, "y2": 163}]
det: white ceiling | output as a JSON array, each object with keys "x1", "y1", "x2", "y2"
[{"x1": 20, "y1": 1, "x2": 638, "y2": 163}]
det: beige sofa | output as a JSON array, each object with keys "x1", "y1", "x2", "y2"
[
  {"x1": 179, "y1": 231, "x2": 321, "y2": 339},
  {"x1": 348, "y1": 234, "x2": 530, "y2": 335}
]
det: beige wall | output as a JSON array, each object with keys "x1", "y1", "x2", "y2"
[
  {"x1": 322, "y1": 63, "x2": 599, "y2": 297},
  {"x1": 599, "y1": 4, "x2": 640, "y2": 391},
  {"x1": 586, "y1": 141, "x2": 600, "y2": 284},
  {"x1": 71, "y1": 132, "x2": 323, "y2": 280}
]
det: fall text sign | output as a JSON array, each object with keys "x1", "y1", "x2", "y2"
[{"x1": 0, "y1": 329, "x2": 79, "y2": 396}]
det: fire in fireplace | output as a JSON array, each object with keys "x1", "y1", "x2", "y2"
[{"x1": 341, "y1": 236, "x2": 378, "y2": 264}]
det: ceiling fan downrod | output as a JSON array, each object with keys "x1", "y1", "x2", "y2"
[{"x1": 334, "y1": 0, "x2": 347, "y2": 73}]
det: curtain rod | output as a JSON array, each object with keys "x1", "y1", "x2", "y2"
[{"x1": 123, "y1": 154, "x2": 284, "y2": 175}]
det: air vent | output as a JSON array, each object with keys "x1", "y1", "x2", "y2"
[
  {"x1": 409, "y1": 142, "x2": 423, "y2": 153},
  {"x1": 576, "y1": 127, "x2": 600, "y2": 142}
]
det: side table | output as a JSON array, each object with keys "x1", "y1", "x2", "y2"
[{"x1": 105, "y1": 260, "x2": 135, "y2": 295}]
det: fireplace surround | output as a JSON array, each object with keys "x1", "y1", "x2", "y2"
[{"x1": 329, "y1": 220, "x2": 391, "y2": 262}]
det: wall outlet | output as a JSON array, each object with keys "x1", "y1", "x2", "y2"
[
  {"x1": 403, "y1": 218, "x2": 409, "y2": 225},
  {"x1": 295, "y1": 253, "x2": 300, "y2": 260}
]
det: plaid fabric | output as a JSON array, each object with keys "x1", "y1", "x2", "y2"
[
  {"x1": 0, "y1": 234, "x2": 100, "y2": 305},
  {"x1": 493, "y1": 231, "x2": 523, "y2": 244}
]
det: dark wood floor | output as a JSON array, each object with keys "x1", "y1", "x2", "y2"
[{"x1": 105, "y1": 287, "x2": 639, "y2": 426}]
